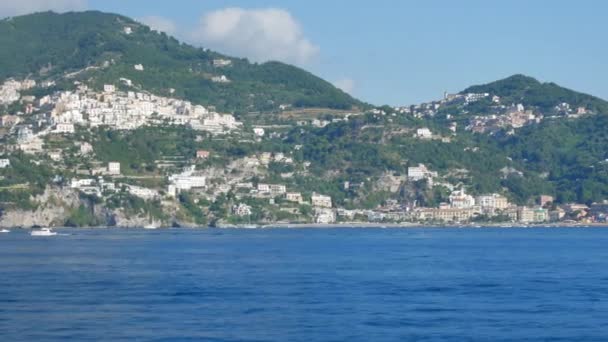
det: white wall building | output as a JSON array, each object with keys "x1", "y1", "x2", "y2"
[
  {"x1": 108, "y1": 162, "x2": 121, "y2": 175},
  {"x1": 286, "y1": 192, "x2": 304, "y2": 203},
  {"x1": 269, "y1": 184, "x2": 287, "y2": 195},
  {"x1": 213, "y1": 59, "x2": 232, "y2": 67},
  {"x1": 103, "y1": 84, "x2": 115, "y2": 93},
  {"x1": 169, "y1": 166, "x2": 206, "y2": 191},
  {"x1": 312, "y1": 193, "x2": 332, "y2": 208},
  {"x1": 48, "y1": 151, "x2": 62, "y2": 161},
  {"x1": 449, "y1": 189, "x2": 476, "y2": 209},
  {"x1": 253, "y1": 127, "x2": 265, "y2": 137},
  {"x1": 71, "y1": 178, "x2": 95, "y2": 188},
  {"x1": 258, "y1": 183, "x2": 286, "y2": 195},
  {"x1": 211, "y1": 75, "x2": 230, "y2": 83},
  {"x1": 408, "y1": 164, "x2": 438, "y2": 181},
  {"x1": 233, "y1": 203, "x2": 252, "y2": 216},
  {"x1": 257, "y1": 183, "x2": 271, "y2": 193},
  {"x1": 416, "y1": 128, "x2": 432, "y2": 139},
  {"x1": 0, "y1": 159, "x2": 10, "y2": 168},
  {"x1": 172, "y1": 175, "x2": 206, "y2": 191},
  {"x1": 475, "y1": 194, "x2": 510, "y2": 210},
  {"x1": 127, "y1": 185, "x2": 158, "y2": 200},
  {"x1": 80, "y1": 142, "x2": 93, "y2": 155},
  {"x1": 315, "y1": 209, "x2": 336, "y2": 224},
  {"x1": 55, "y1": 123, "x2": 75, "y2": 134}
]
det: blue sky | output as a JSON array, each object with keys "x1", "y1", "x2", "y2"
[{"x1": 3, "y1": 0, "x2": 607, "y2": 105}]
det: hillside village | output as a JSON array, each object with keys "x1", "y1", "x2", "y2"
[
  {"x1": 1, "y1": 69, "x2": 607, "y2": 228},
  {"x1": 0, "y1": 12, "x2": 608, "y2": 228},
  {"x1": 393, "y1": 90, "x2": 592, "y2": 135}
]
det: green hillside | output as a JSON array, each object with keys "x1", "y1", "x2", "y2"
[
  {"x1": 0, "y1": 11, "x2": 363, "y2": 112},
  {"x1": 463, "y1": 74, "x2": 608, "y2": 113},
  {"x1": 3, "y1": 10, "x2": 608, "y2": 224}
]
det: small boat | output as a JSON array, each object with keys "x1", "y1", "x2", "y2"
[
  {"x1": 143, "y1": 223, "x2": 159, "y2": 230},
  {"x1": 30, "y1": 228, "x2": 57, "y2": 236},
  {"x1": 0, "y1": 229, "x2": 10, "y2": 233}
]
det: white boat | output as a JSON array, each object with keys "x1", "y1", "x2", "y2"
[
  {"x1": 0, "y1": 229, "x2": 9, "y2": 233},
  {"x1": 30, "y1": 228, "x2": 57, "y2": 236},
  {"x1": 143, "y1": 224, "x2": 159, "y2": 230}
]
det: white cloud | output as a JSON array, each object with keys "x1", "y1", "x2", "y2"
[
  {"x1": 189, "y1": 7, "x2": 319, "y2": 65},
  {"x1": 334, "y1": 78, "x2": 356, "y2": 95},
  {"x1": 138, "y1": 15, "x2": 177, "y2": 35},
  {"x1": 0, "y1": 0, "x2": 87, "y2": 18}
]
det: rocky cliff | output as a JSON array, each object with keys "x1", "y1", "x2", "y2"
[{"x1": 0, "y1": 186, "x2": 197, "y2": 228}]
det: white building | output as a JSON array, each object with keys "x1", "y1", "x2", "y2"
[
  {"x1": 257, "y1": 183, "x2": 287, "y2": 195},
  {"x1": 173, "y1": 175, "x2": 206, "y2": 191},
  {"x1": 315, "y1": 209, "x2": 336, "y2": 224},
  {"x1": 475, "y1": 194, "x2": 510, "y2": 210},
  {"x1": 408, "y1": 164, "x2": 438, "y2": 181},
  {"x1": 253, "y1": 127, "x2": 265, "y2": 137},
  {"x1": 416, "y1": 128, "x2": 433, "y2": 139},
  {"x1": 80, "y1": 142, "x2": 93, "y2": 155},
  {"x1": 518, "y1": 207, "x2": 549, "y2": 223},
  {"x1": 257, "y1": 183, "x2": 271, "y2": 193},
  {"x1": 464, "y1": 93, "x2": 489, "y2": 104},
  {"x1": 108, "y1": 162, "x2": 121, "y2": 175},
  {"x1": 0, "y1": 159, "x2": 10, "y2": 168},
  {"x1": 259, "y1": 153, "x2": 272, "y2": 165},
  {"x1": 103, "y1": 84, "x2": 115, "y2": 93},
  {"x1": 449, "y1": 189, "x2": 476, "y2": 209},
  {"x1": 127, "y1": 185, "x2": 158, "y2": 200},
  {"x1": 269, "y1": 184, "x2": 287, "y2": 195},
  {"x1": 70, "y1": 178, "x2": 95, "y2": 188},
  {"x1": 120, "y1": 78, "x2": 132, "y2": 87},
  {"x1": 213, "y1": 59, "x2": 232, "y2": 67},
  {"x1": 48, "y1": 151, "x2": 62, "y2": 161},
  {"x1": 211, "y1": 75, "x2": 230, "y2": 83},
  {"x1": 134, "y1": 64, "x2": 144, "y2": 71},
  {"x1": 55, "y1": 123, "x2": 75, "y2": 134},
  {"x1": 233, "y1": 203, "x2": 252, "y2": 217},
  {"x1": 0, "y1": 80, "x2": 21, "y2": 105},
  {"x1": 167, "y1": 184, "x2": 177, "y2": 198},
  {"x1": 286, "y1": 192, "x2": 304, "y2": 203},
  {"x1": 169, "y1": 166, "x2": 206, "y2": 191},
  {"x1": 312, "y1": 119, "x2": 330, "y2": 128},
  {"x1": 312, "y1": 193, "x2": 332, "y2": 208},
  {"x1": 123, "y1": 26, "x2": 132, "y2": 35}
]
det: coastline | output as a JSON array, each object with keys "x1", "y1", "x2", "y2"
[
  {"x1": 230, "y1": 222, "x2": 608, "y2": 229},
  {"x1": 7, "y1": 222, "x2": 608, "y2": 230}
]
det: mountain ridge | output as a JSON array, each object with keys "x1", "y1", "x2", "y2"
[
  {"x1": 0, "y1": 10, "x2": 364, "y2": 113},
  {"x1": 461, "y1": 74, "x2": 608, "y2": 114}
]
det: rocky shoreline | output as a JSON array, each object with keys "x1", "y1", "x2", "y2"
[{"x1": 3, "y1": 187, "x2": 606, "y2": 230}]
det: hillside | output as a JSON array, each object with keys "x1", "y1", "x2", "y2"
[
  {"x1": 2, "y1": 11, "x2": 608, "y2": 226},
  {"x1": 462, "y1": 74, "x2": 608, "y2": 114},
  {"x1": 0, "y1": 11, "x2": 363, "y2": 113}
]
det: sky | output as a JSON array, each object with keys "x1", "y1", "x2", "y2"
[{"x1": 0, "y1": 0, "x2": 606, "y2": 106}]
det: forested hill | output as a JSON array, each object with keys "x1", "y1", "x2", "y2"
[
  {"x1": 0, "y1": 11, "x2": 363, "y2": 112},
  {"x1": 4, "y1": 10, "x2": 608, "y2": 217},
  {"x1": 462, "y1": 74, "x2": 608, "y2": 114}
]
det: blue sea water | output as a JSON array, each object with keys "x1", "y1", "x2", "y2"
[{"x1": 1, "y1": 227, "x2": 608, "y2": 341}]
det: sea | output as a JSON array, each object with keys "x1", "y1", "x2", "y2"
[{"x1": 1, "y1": 227, "x2": 608, "y2": 341}]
